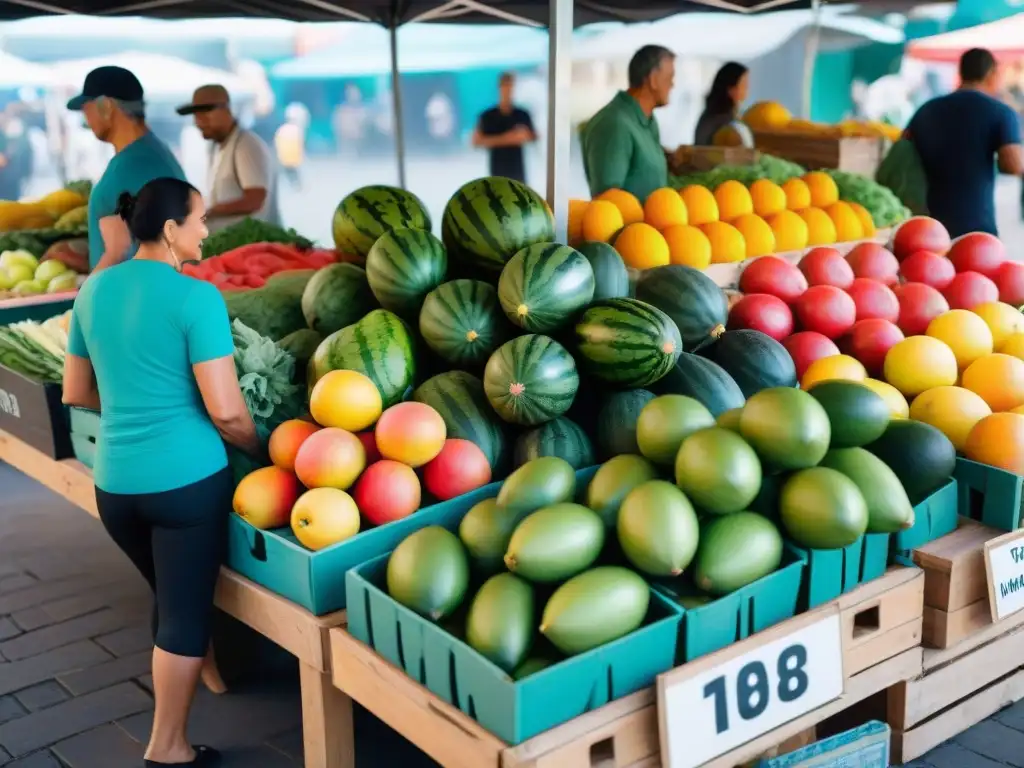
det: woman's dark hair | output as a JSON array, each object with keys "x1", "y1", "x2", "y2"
[
  {"x1": 115, "y1": 177, "x2": 199, "y2": 243},
  {"x1": 705, "y1": 62, "x2": 749, "y2": 115}
]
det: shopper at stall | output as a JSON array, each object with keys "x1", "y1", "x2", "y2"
[
  {"x1": 472, "y1": 72, "x2": 537, "y2": 184},
  {"x1": 176, "y1": 84, "x2": 280, "y2": 233},
  {"x1": 694, "y1": 62, "x2": 750, "y2": 146},
  {"x1": 581, "y1": 45, "x2": 678, "y2": 202},
  {"x1": 62, "y1": 177, "x2": 260, "y2": 767},
  {"x1": 904, "y1": 47, "x2": 1024, "y2": 237}
]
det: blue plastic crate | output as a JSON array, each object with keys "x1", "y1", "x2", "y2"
[
  {"x1": 955, "y1": 457, "x2": 1024, "y2": 532},
  {"x1": 345, "y1": 551, "x2": 682, "y2": 745},
  {"x1": 69, "y1": 407, "x2": 98, "y2": 470},
  {"x1": 787, "y1": 533, "x2": 890, "y2": 609},
  {"x1": 755, "y1": 721, "x2": 890, "y2": 767},
  {"x1": 890, "y1": 479, "x2": 959, "y2": 566}
]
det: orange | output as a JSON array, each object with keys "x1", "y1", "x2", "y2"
[
  {"x1": 679, "y1": 185, "x2": 719, "y2": 225},
  {"x1": 643, "y1": 187, "x2": 688, "y2": 230},
  {"x1": 825, "y1": 201, "x2": 864, "y2": 242},
  {"x1": 309, "y1": 369, "x2": 383, "y2": 431},
  {"x1": 961, "y1": 353, "x2": 1024, "y2": 412},
  {"x1": 699, "y1": 221, "x2": 746, "y2": 264},
  {"x1": 799, "y1": 207, "x2": 838, "y2": 246},
  {"x1": 926, "y1": 309, "x2": 994, "y2": 370},
  {"x1": 713, "y1": 180, "x2": 754, "y2": 221},
  {"x1": 581, "y1": 199, "x2": 623, "y2": 243},
  {"x1": 883, "y1": 336, "x2": 958, "y2": 397},
  {"x1": 615, "y1": 222, "x2": 670, "y2": 269},
  {"x1": 801, "y1": 354, "x2": 867, "y2": 389},
  {"x1": 749, "y1": 179, "x2": 787, "y2": 218},
  {"x1": 909, "y1": 386, "x2": 992, "y2": 452},
  {"x1": 860, "y1": 378, "x2": 909, "y2": 420},
  {"x1": 596, "y1": 188, "x2": 644, "y2": 225},
  {"x1": 848, "y1": 202, "x2": 876, "y2": 237},
  {"x1": 662, "y1": 224, "x2": 712, "y2": 269},
  {"x1": 767, "y1": 210, "x2": 809, "y2": 252},
  {"x1": 803, "y1": 171, "x2": 839, "y2": 208},
  {"x1": 972, "y1": 301, "x2": 1024, "y2": 351},
  {"x1": 742, "y1": 101, "x2": 792, "y2": 130},
  {"x1": 781, "y1": 178, "x2": 811, "y2": 211},
  {"x1": 567, "y1": 199, "x2": 589, "y2": 244},
  {"x1": 964, "y1": 412, "x2": 1024, "y2": 474},
  {"x1": 269, "y1": 419, "x2": 322, "y2": 471},
  {"x1": 731, "y1": 213, "x2": 776, "y2": 258},
  {"x1": 1000, "y1": 332, "x2": 1024, "y2": 361}
]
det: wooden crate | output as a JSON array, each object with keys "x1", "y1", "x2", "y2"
[
  {"x1": 670, "y1": 145, "x2": 759, "y2": 174},
  {"x1": 838, "y1": 567, "x2": 923, "y2": 679},
  {"x1": 751, "y1": 132, "x2": 884, "y2": 175}
]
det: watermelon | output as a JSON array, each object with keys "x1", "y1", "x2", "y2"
[
  {"x1": 697, "y1": 329, "x2": 797, "y2": 397},
  {"x1": 412, "y1": 371, "x2": 509, "y2": 473},
  {"x1": 634, "y1": 265, "x2": 728, "y2": 350},
  {"x1": 300, "y1": 263, "x2": 378, "y2": 336},
  {"x1": 419, "y1": 279, "x2": 509, "y2": 368},
  {"x1": 577, "y1": 241, "x2": 629, "y2": 301},
  {"x1": 483, "y1": 334, "x2": 579, "y2": 426},
  {"x1": 365, "y1": 227, "x2": 447, "y2": 317},
  {"x1": 332, "y1": 185, "x2": 431, "y2": 257},
  {"x1": 310, "y1": 309, "x2": 415, "y2": 408},
  {"x1": 596, "y1": 389, "x2": 655, "y2": 458},
  {"x1": 652, "y1": 352, "x2": 745, "y2": 417},
  {"x1": 441, "y1": 177, "x2": 554, "y2": 272},
  {"x1": 574, "y1": 298, "x2": 682, "y2": 388},
  {"x1": 514, "y1": 417, "x2": 596, "y2": 470},
  {"x1": 498, "y1": 243, "x2": 595, "y2": 333}
]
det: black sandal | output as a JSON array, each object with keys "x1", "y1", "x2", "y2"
[{"x1": 144, "y1": 745, "x2": 221, "y2": 767}]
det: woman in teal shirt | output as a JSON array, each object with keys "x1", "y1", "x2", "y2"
[{"x1": 63, "y1": 177, "x2": 260, "y2": 768}]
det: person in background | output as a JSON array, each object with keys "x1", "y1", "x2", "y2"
[
  {"x1": 176, "y1": 84, "x2": 279, "y2": 234},
  {"x1": 472, "y1": 72, "x2": 537, "y2": 184},
  {"x1": 694, "y1": 62, "x2": 749, "y2": 146},
  {"x1": 274, "y1": 104, "x2": 306, "y2": 190},
  {"x1": 905, "y1": 48, "x2": 1024, "y2": 237},
  {"x1": 581, "y1": 45, "x2": 680, "y2": 202}
]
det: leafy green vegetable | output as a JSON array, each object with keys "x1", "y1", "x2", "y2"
[
  {"x1": 822, "y1": 169, "x2": 910, "y2": 228},
  {"x1": 202, "y1": 218, "x2": 314, "y2": 259},
  {"x1": 65, "y1": 180, "x2": 93, "y2": 199},
  {"x1": 0, "y1": 319, "x2": 67, "y2": 382},
  {"x1": 231, "y1": 319, "x2": 304, "y2": 434},
  {"x1": 670, "y1": 153, "x2": 806, "y2": 189}
]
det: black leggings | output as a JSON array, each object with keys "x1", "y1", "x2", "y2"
[{"x1": 95, "y1": 467, "x2": 233, "y2": 659}]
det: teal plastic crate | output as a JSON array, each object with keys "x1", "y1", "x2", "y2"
[
  {"x1": 345, "y1": 552, "x2": 682, "y2": 745},
  {"x1": 890, "y1": 479, "x2": 959, "y2": 566},
  {"x1": 69, "y1": 407, "x2": 98, "y2": 470},
  {"x1": 0, "y1": 295, "x2": 74, "y2": 325},
  {"x1": 955, "y1": 457, "x2": 1024, "y2": 531},
  {"x1": 755, "y1": 720, "x2": 889, "y2": 767},
  {"x1": 786, "y1": 533, "x2": 890, "y2": 609},
  {"x1": 655, "y1": 550, "x2": 805, "y2": 662}
]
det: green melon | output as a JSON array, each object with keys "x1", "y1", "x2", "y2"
[
  {"x1": 505, "y1": 503, "x2": 605, "y2": 583},
  {"x1": 808, "y1": 380, "x2": 891, "y2": 449},
  {"x1": 365, "y1": 227, "x2": 447, "y2": 318},
  {"x1": 652, "y1": 353, "x2": 745, "y2": 417},
  {"x1": 465, "y1": 573, "x2": 535, "y2": 673},
  {"x1": 780, "y1": 467, "x2": 869, "y2": 549},
  {"x1": 636, "y1": 394, "x2": 715, "y2": 466},
  {"x1": 387, "y1": 526, "x2": 468, "y2": 620},
  {"x1": 577, "y1": 241, "x2": 629, "y2": 301},
  {"x1": 418, "y1": 280, "x2": 509, "y2": 368},
  {"x1": 865, "y1": 420, "x2": 956, "y2": 505},
  {"x1": 694, "y1": 512, "x2": 783, "y2": 596},
  {"x1": 332, "y1": 185, "x2": 432, "y2": 257},
  {"x1": 514, "y1": 417, "x2": 595, "y2": 470},
  {"x1": 496, "y1": 456, "x2": 577, "y2": 520},
  {"x1": 483, "y1": 335, "x2": 579, "y2": 426},
  {"x1": 617, "y1": 480, "x2": 700, "y2": 576},
  {"x1": 595, "y1": 389, "x2": 656, "y2": 459},
  {"x1": 740, "y1": 387, "x2": 831, "y2": 470},
  {"x1": 300, "y1": 262, "x2": 377, "y2": 336},
  {"x1": 674, "y1": 427, "x2": 762, "y2": 515},
  {"x1": 634, "y1": 265, "x2": 728, "y2": 350},
  {"x1": 498, "y1": 243, "x2": 595, "y2": 332},
  {"x1": 698, "y1": 329, "x2": 797, "y2": 397}
]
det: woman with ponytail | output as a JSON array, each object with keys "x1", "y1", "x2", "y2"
[{"x1": 62, "y1": 177, "x2": 260, "y2": 767}]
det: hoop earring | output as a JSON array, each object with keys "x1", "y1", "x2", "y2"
[{"x1": 164, "y1": 239, "x2": 182, "y2": 272}]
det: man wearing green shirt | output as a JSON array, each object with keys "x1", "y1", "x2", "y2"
[{"x1": 582, "y1": 45, "x2": 677, "y2": 203}]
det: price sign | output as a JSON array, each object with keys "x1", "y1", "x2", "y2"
[
  {"x1": 657, "y1": 607, "x2": 844, "y2": 768},
  {"x1": 984, "y1": 528, "x2": 1024, "y2": 622}
]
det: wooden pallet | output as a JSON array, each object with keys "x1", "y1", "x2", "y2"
[{"x1": 838, "y1": 567, "x2": 923, "y2": 679}]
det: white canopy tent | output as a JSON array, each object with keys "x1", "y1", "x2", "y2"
[{"x1": 0, "y1": 51, "x2": 60, "y2": 89}]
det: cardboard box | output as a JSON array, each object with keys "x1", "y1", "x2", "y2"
[{"x1": 0, "y1": 364, "x2": 71, "y2": 459}]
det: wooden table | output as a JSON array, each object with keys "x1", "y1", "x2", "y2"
[{"x1": 0, "y1": 428, "x2": 355, "y2": 768}]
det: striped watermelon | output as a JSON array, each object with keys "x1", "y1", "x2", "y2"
[
  {"x1": 442, "y1": 177, "x2": 554, "y2": 272},
  {"x1": 634, "y1": 265, "x2": 728, "y2": 350},
  {"x1": 300, "y1": 263, "x2": 377, "y2": 335},
  {"x1": 483, "y1": 334, "x2": 579, "y2": 426},
  {"x1": 332, "y1": 186, "x2": 432, "y2": 257},
  {"x1": 419, "y1": 280, "x2": 509, "y2": 368},
  {"x1": 577, "y1": 241, "x2": 630, "y2": 301},
  {"x1": 412, "y1": 371, "x2": 509, "y2": 473},
  {"x1": 652, "y1": 352, "x2": 745, "y2": 417},
  {"x1": 498, "y1": 243, "x2": 595, "y2": 333},
  {"x1": 514, "y1": 417, "x2": 596, "y2": 470},
  {"x1": 366, "y1": 227, "x2": 447, "y2": 318},
  {"x1": 596, "y1": 389, "x2": 656, "y2": 458},
  {"x1": 310, "y1": 309, "x2": 415, "y2": 408},
  {"x1": 574, "y1": 299, "x2": 682, "y2": 388}
]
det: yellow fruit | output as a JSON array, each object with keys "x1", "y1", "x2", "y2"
[
  {"x1": 614, "y1": 222, "x2": 670, "y2": 269},
  {"x1": 662, "y1": 224, "x2": 712, "y2": 269},
  {"x1": 643, "y1": 187, "x2": 688, "y2": 230},
  {"x1": 309, "y1": 370, "x2": 383, "y2": 431},
  {"x1": 731, "y1": 213, "x2": 776, "y2": 258},
  {"x1": 766, "y1": 210, "x2": 809, "y2": 252},
  {"x1": 714, "y1": 180, "x2": 754, "y2": 222},
  {"x1": 799, "y1": 207, "x2": 838, "y2": 246},
  {"x1": 825, "y1": 201, "x2": 864, "y2": 243},
  {"x1": 848, "y1": 202, "x2": 876, "y2": 237},
  {"x1": 680, "y1": 185, "x2": 719, "y2": 225},
  {"x1": 567, "y1": 199, "x2": 589, "y2": 245},
  {"x1": 749, "y1": 179, "x2": 787, "y2": 218},
  {"x1": 741, "y1": 101, "x2": 792, "y2": 130},
  {"x1": 699, "y1": 221, "x2": 746, "y2": 264},
  {"x1": 581, "y1": 200, "x2": 624, "y2": 243},
  {"x1": 801, "y1": 354, "x2": 867, "y2": 389},
  {"x1": 972, "y1": 301, "x2": 1024, "y2": 351},
  {"x1": 1000, "y1": 332, "x2": 1024, "y2": 361},
  {"x1": 961, "y1": 353, "x2": 1024, "y2": 412},
  {"x1": 910, "y1": 386, "x2": 992, "y2": 452},
  {"x1": 883, "y1": 336, "x2": 958, "y2": 397},
  {"x1": 926, "y1": 309, "x2": 994, "y2": 370},
  {"x1": 860, "y1": 378, "x2": 909, "y2": 419},
  {"x1": 803, "y1": 171, "x2": 839, "y2": 208},
  {"x1": 596, "y1": 189, "x2": 644, "y2": 225},
  {"x1": 781, "y1": 178, "x2": 811, "y2": 211}
]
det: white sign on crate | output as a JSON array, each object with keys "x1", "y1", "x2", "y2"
[
  {"x1": 984, "y1": 528, "x2": 1024, "y2": 622},
  {"x1": 658, "y1": 607, "x2": 845, "y2": 768}
]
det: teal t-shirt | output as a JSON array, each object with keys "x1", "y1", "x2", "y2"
[
  {"x1": 88, "y1": 132, "x2": 186, "y2": 269},
  {"x1": 68, "y1": 260, "x2": 235, "y2": 495}
]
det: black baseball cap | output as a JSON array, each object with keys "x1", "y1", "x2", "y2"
[{"x1": 67, "y1": 66, "x2": 145, "y2": 111}]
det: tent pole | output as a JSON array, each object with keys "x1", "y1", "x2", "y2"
[
  {"x1": 389, "y1": 25, "x2": 408, "y2": 189},
  {"x1": 800, "y1": 0, "x2": 823, "y2": 120},
  {"x1": 546, "y1": 0, "x2": 573, "y2": 242}
]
